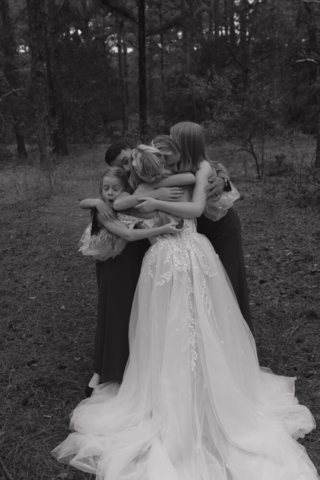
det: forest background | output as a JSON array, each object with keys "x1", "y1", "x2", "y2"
[
  {"x1": 1, "y1": 1, "x2": 320, "y2": 479},
  {"x1": 2, "y1": 0, "x2": 320, "y2": 175}
]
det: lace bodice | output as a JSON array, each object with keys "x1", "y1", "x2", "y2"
[{"x1": 141, "y1": 217, "x2": 198, "y2": 245}]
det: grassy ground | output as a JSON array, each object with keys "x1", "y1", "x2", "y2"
[{"x1": 0, "y1": 141, "x2": 319, "y2": 479}]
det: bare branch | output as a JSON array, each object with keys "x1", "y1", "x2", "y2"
[
  {"x1": 0, "y1": 88, "x2": 20, "y2": 103},
  {"x1": 296, "y1": 58, "x2": 320, "y2": 64},
  {"x1": 152, "y1": 1, "x2": 182, "y2": 11},
  {"x1": 100, "y1": 0, "x2": 137, "y2": 24}
]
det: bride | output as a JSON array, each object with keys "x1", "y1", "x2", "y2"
[{"x1": 52, "y1": 139, "x2": 318, "y2": 480}]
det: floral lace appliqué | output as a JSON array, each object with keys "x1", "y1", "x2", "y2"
[{"x1": 146, "y1": 219, "x2": 216, "y2": 372}]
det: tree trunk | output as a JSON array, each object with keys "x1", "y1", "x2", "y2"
[
  {"x1": 159, "y1": 4, "x2": 165, "y2": 109},
  {"x1": 12, "y1": 114, "x2": 27, "y2": 159},
  {"x1": 0, "y1": 0, "x2": 27, "y2": 159},
  {"x1": 117, "y1": 27, "x2": 128, "y2": 133},
  {"x1": 316, "y1": 109, "x2": 320, "y2": 167},
  {"x1": 213, "y1": 0, "x2": 220, "y2": 42},
  {"x1": 239, "y1": 0, "x2": 249, "y2": 89},
  {"x1": 26, "y1": 0, "x2": 49, "y2": 165},
  {"x1": 138, "y1": 0, "x2": 147, "y2": 141},
  {"x1": 229, "y1": 0, "x2": 236, "y2": 48},
  {"x1": 208, "y1": 9, "x2": 214, "y2": 38},
  {"x1": 45, "y1": 0, "x2": 68, "y2": 156},
  {"x1": 123, "y1": 39, "x2": 130, "y2": 111}
]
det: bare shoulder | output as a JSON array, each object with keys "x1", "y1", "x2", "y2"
[{"x1": 196, "y1": 160, "x2": 212, "y2": 181}]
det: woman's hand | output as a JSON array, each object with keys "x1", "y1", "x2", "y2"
[
  {"x1": 95, "y1": 199, "x2": 115, "y2": 221},
  {"x1": 205, "y1": 176, "x2": 225, "y2": 201},
  {"x1": 135, "y1": 197, "x2": 159, "y2": 213},
  {"x1": 162, "y1": 221, "x2": 181, "y2": 235},
  {"x1": 154, "y1": 187, "x2": 184, "y2": 202}
]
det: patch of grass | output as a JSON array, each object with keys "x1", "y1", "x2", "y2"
[{"x1": 0, "y1": 144, "x2": 108, "y2": 206}]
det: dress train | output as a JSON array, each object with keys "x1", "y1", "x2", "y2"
[{"x1": 52, "y1": 219, "x2": 318, "y2": 480}]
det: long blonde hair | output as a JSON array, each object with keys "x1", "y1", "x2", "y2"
[
  {"x1": 170, "y1": 122, "x2": 211, "y2": 174},
  {"x1": 130, "y1": 145, "x2": 165, "y2": 189}
]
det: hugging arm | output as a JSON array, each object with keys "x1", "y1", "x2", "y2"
[
  {"x1": 206, "y1": 162, "x2": 232, "y2": 200},
  {"x1": 97, "y1": 214, "x2": 179, "y2": 241},
  {"x1": 79, "y1": 198, "x2": 115, "y2": 221},
  {"x1": 214, "y1": 162, "x2": 230, "y2": 181},
  {"x1": 135, "y1": 161, "x2": 212, "y2": 219},
  {"x1": 153, "y1": 173, "x2": 195, "y2": 188},
  {"x1": 113, "y1": 189, "x2": 180, "y2": 211},
  {"x1": 113, "y1": 174, "x2": 195, "y2": 212}
]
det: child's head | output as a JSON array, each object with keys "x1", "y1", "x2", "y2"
[
  {"x1": 151, "y1": 135, "x2": 181, "y2": 173},
  {"x1": 105, "y1": 141, "x2": 132, "y2": 173},
  {"x1": 99, "y1": 166, "x2": 128, "y2": 206},
  {"x1": 170, "y1": 122, "x2": 209, "y2": 174},
  {"x1": 130, "y1": 145, "x2": 165, "y2": 188}
]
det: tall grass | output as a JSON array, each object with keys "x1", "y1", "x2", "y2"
[{"x1": 0, "y1": 144, "x2": 108, "y2": 205}]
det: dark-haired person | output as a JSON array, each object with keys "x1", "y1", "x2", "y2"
[{"x1": 104, "y1": 140, "x2": 132, "y2": 172}]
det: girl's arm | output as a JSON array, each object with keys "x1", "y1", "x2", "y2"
[
  {"x1": 97, "y1": 214, "x2": 180, "y2": 241},
  {"x1": 114, "y1": 174, "x2": 195, "y2": 211},
  {"x1": 135, "y1": 161, "x2": 212, "y2": 219},
  {"x1": 113, "y1": 187, "x2": 183, "y2": 211},
  {"x1": 79, "y1": 198, "x2": 114, "y2": 221},
  {"x1": 152, "y1": 173, "x2": 195, "y2": 188}
]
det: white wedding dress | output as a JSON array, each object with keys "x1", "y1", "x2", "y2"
[{"x1": 52, "y1": 218, "x2": 318, "y2": 480}]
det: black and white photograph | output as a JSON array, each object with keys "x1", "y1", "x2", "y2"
[{"x1": 0, "y1": 1, "x2": 320, "y2": 479}]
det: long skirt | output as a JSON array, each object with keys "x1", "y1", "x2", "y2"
[{"x1": 93, "y1": 239, "x2": 149, "y2": 383}]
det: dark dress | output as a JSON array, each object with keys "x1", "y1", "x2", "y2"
[
  {"x1": 94, "y1": 238, "x2": 149, "y2": 383},
  {"x1": 197, "y1": 207, "x2": 254, "y2": 335}
]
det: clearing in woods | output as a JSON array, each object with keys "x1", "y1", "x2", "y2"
[{"x1": 0, "y1": 143, "x2": 319, "y2": 479}]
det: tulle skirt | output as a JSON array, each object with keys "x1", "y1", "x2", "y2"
[{"x1": 53, "y1": 222, "x2": 318, "y2": 480}]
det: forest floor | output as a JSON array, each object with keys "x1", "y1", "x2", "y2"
[{"x1": 0, "y1": 141, "x2": 320, "y2": 479}]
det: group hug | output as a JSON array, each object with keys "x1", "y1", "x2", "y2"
[{"x1": 52, "y1": 122, "x2": 318, "y2": 480}]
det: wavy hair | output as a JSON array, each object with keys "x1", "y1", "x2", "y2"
[{"x1": 130, "y1": 145, "x2": 165, "y2": 189}]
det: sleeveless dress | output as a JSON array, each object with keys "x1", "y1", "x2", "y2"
[{"x1": 53, "y1": 219, "x2": 317, "y2": 480}]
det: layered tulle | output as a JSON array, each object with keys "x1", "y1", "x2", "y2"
[{"x1": 53, "y1": 219, "x2": 318, "y2": 480}]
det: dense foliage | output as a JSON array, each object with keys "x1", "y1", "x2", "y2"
[{"x1": 1, "y1": 0, "x2": 320, "y2": 164}]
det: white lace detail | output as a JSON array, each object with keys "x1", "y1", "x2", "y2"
[
  {"x1": 184, "y1": 278, "x2": 198, "y2": 372},
  {"x1": 118, "y1": 213, "x2": 143, "y2": 230},
  {"x1": 146, "y1": 219, "x2": 216, "y2": 372},
  {"x1": 200, "y1": 275, "x2": 219, "y2": 331}
]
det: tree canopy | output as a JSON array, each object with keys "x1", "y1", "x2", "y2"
[{"x1": 1, "y1": 0, "x2": 320, "y2": 164}]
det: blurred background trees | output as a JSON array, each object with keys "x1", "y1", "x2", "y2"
[{"x1": 1, "y1": 0, "x2": 320, "y2": 163}]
